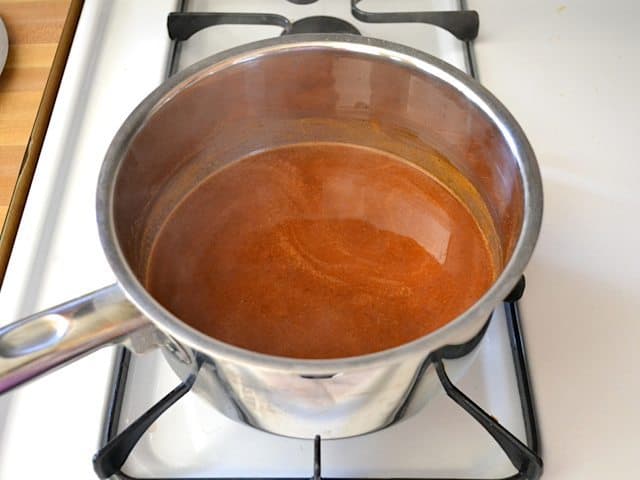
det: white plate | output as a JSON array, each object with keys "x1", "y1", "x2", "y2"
[{"x1": 0, "y1": 17, "x2": 8, "y2": 76}]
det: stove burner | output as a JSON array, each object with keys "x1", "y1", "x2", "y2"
[{"x1": 284, "y1": 16, "x2": 361, "y2": 35}]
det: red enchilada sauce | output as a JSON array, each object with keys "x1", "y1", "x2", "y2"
[{"x1": 146, "y1": 143, "x2": 495, "y2": 359}]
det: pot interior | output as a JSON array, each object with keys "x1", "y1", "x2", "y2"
[{"x1": 111, "y1": 44, "x2": 524, "y2": 342}]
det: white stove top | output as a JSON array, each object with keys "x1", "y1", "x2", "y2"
[{"x1": 0, "y1": 1, "x2": 639, "y2": 479}]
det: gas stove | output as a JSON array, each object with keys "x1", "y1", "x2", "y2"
[
  {"x1": 0, "y1": 1, "x2": 542, "y2": 479},
  {"x1": 94, "y1": 2, "x2": 540, "y2": 479}
]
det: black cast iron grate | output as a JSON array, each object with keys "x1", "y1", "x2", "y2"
[
  {"x1": 93, "y1": 3, "x2": 541, "y2": 479},
  {"x1": 166, "y1": 1, "x2": 479, "y2": 41}
]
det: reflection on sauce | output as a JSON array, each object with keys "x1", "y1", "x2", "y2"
[{"x1": 146, "y1": 143, "x2": 495, "y2": 359}]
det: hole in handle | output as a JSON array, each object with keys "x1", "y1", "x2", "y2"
[{"x1": 300, "y1": 373, "x2": 339, "y2": 380}]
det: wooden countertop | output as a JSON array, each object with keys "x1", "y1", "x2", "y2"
[{"x1": 0, "y1": 0, "x2": 81, "y2": 283}]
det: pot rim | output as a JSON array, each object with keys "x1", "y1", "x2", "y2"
[{"x1": 96, "y1": 34, "x2": 543, "y2": 373}]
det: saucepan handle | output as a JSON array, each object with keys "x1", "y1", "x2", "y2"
[{"x1": 0, "y1": 284, "x2": 150, "y2": 395}]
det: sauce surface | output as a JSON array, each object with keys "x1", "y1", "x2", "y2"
[{"x1": 146, "y1": 143, "x2": 495, "y2": 358}]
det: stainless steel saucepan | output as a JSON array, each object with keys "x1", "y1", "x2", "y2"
[{"x1": 0, "y1": 35, "x2": 542, "y2": 439}]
